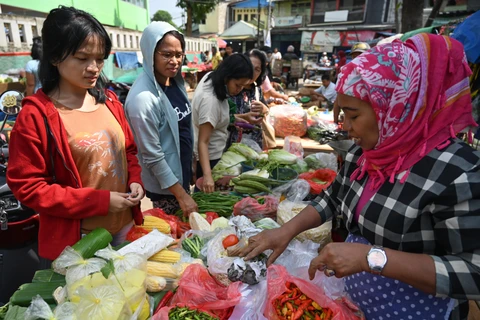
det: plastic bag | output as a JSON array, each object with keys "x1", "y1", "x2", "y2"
[
  {"x1": 299, "y1": 168, "x2": 337, "y2": 194},
  {"x1": 126, "y1": 225, "x2": 150, "y2": 242},
  {"x1": 95, "y1": 245, "x2": 146, "y2": 273},
  {"x1": 118, "y1": 229, "x2": 174, "y2": 259},
  {"x1": 277, "y1": 200, "x2": 332, "y2": 245},
  {"x1": 254, "y1": 218, "x2": 281, "y2": 230},
  {"x1": 283, "y1": 136, "x2": 304, "y2": 159},
  {"x1": 233, "y1": 196, "x2": 279, "y2": 221},
  {"x1": 143, "y1": 208, "x2": 190, "y2": 239},
  {"x1": 206, "y1": 227, "x2": 238, "y2": 286},
  {"x1": 304, "y1": 152, "x2": 338, "y2": 172},
  {"x1": 265, "y1": 265, "x2": 363, "y2": 320},
  {"x1": 240, "y1": 137, "x2": 263, "y2": 154},
  {"x1": 153, "y1": 264, "x2": 242, "y2": 320},
  {"x1": 272, "y1": 179, "x2": 310, "y2": 202},
  {"x1": 52, "y1": 247, "x2": 106, "y2": 284},
  {"x1": 275, "y1": 239, "x2": 320, "y2": 274},
  {"x1": 25, "y1": 296, "x2": 76, "y2": 320},
  {"x1": 76, "y1": 285, "x2": 131, "y2": 320},
  {"x1": 229, "y1": 282, "x2": 268, "y2": 320},
  {"x1": 269, "y1": 105, "x2": 308, "y2": 137}
]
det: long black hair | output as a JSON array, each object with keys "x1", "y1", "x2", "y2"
[
  {"x1": 248, "y1": 49, "x2": 267, "y2": 85},
  {"x1": 39, "y1": 6, "x2": 112, "y2": 103},
  {"x1": 206, "y1": 53, "x2": 253, "y2": 100},
  {"x1": 31, "y1": 36, "x2": 42, "y2": 60}
]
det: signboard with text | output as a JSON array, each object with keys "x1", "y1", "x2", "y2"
[{"x1": 274, "y1": 16, "x2": 303, "y2": 27}]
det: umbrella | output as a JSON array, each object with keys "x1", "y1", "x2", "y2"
[{"x1": 217, "y1": 38, "x2": 227, "y2": 48}]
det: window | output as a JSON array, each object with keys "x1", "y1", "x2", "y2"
[
  {"x1": 237, "y1": 14, "x2": 242, "y2": 21},
  {"x1": 311, "y1": 0, "x2": 366, "y2": 24},
  {"x1": 244, "y1": 14, "x2": 248, "y2": 21},
  {"x1": 31, "y1": 25, "x2": 38, "y2": 37},
  {"x1": 18, "y1": 24, "x2": 25, "y2": 43},
  {"x1": 129, "y1": 35, "x2": 133, "y2": 48},
  {"x1": 4, "y1": 23, "x2": 12, "y2": 43},
  {"x1": 136, "y1": 35, "x2": 139, "y2": 48},
  {"x1": 251, "y1": 14, "x2": 257, "y2": 21},
  {"x1": 123, "y1": 35, "x2": 127, "y2": 48},
  {"x1": 121, "y1": 0, "x2": 146, "y2": 8},
  {"x1": 292, "y1": 2, "x2": 311, "y2": 15}
]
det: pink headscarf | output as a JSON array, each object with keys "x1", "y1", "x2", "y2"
[{"x1": 336, "y1": 33, "x2": 477, "y2": 189}]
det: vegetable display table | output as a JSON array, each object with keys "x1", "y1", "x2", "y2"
[{"x1": 274, "y1": 137, "x2": 334, "y2": 156}]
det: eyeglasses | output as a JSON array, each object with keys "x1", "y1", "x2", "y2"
[{"x1": 156, "y1": 51, "x2": 185, "y2": 61}]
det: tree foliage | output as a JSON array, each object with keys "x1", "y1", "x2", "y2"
[
  {"x1": 152, "y1": 10, "x2": 177, "y2": 27},
  {"x1": 177, "y1": 0, "x2": 220, "y2": 36}
]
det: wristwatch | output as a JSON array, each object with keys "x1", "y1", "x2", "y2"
[{"x1": 366, "y1": 245, "x2": 387, "y2": 275}]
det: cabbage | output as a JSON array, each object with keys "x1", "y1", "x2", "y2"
[
  {"x1": 240, "y1": 169, "x2": 269, "y2": 178},
  {"x1": 268, "y1": 149, "x2": 298, "y2": 165},
  {"x1": 289, "y1": 159, "x2": 309, "y2": 173},
  {"x1": 212, "y1": 151, "x2": 247, "y2": 180},
  {"x1": 304, "y1": 154, "x2": 326, "y2": 169},
  {"x1": 220, "y1": 151, "x2": 247, "y2": 166},
  {"x1": 228, "y1": 143, "x2": 260, "y2": 160},
  {"x1": 211, "y1": 217, "x2": 229, "y2": 230}
]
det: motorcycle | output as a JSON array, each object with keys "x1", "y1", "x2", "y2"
[{"x1": 0, "y1": 90, "x2": 40, "y2": 305}]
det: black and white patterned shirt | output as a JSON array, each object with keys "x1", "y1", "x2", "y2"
[{"x1": 311, "y1": 139, "x2": 480, "y2": 319}]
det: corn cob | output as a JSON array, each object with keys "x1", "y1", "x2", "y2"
[
  {"x1": 146, "y1": 261, "x2": 178, "y2": 278},
  {"x1": 148, "y1": 249, "x2": 181, "y2": 263},
  {"x1": 146, "y1": 275, "x2": 167, "y2": 292},
  {"x1": 142, "y1": 215, "x2": 171, "y2": 233}
]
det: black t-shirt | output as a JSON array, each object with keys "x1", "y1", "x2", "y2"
[{"x1": 159, "y1": 79, "x2": 193, "y2": 191}]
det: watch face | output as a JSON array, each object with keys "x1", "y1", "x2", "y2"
[{"x1": 369, "y1": 249, "x2": 386, "y2": 266}]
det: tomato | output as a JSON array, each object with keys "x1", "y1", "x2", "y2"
[
  {"x1": 222, "y1": 234, "x2": 239, "y2": 249},
  {"x1": 205, "y1": 212, "x2": 219, "y2": 224}
]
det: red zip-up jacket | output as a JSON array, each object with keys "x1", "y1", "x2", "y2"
[{"x1": 7, "y1": 89, "x2": 143, "y2": 260}]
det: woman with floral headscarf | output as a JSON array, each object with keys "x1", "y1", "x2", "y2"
[{"x1": 240, "y1": 34, "x2": 480, "y2": 319}]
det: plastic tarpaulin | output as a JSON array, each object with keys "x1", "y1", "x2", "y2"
[{"x1": 451, "y1": 10, "x2": 480, "y2": 64}]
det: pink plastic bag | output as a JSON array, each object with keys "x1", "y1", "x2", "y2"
[
  {"x1": 233, "y1": 196, "x2": 279, "y2": 221},
  {"x1": 153, "y1": 264, "x2": 241, "y2": 320},
  {"x1": 265, "y1": 265, "x2": 364, "y2": 320}
]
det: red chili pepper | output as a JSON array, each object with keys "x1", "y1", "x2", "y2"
[
  {"x1": 154, "y1": 290, "x2": 175, "y2": 314},
  {"x1": 315, "y1": 314, "x2": 321, "y2": 320},
  {"x1": 291, "y1": 301, "x2": 311, "y2": 320}
]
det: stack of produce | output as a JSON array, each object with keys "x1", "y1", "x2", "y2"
[
  {"x1": 273, "y1": 282, "x2": 334, "y2": 320},
  {"x1": 176, "y1": 192, "x2": 242, "y2": 218}
]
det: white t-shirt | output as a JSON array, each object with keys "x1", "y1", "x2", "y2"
[
  {"x1": 272, "y1": 52, "x2": 282, "y2": 60},
  {"x1": 192, "y1": 73, "x2": 230, "y2": 160},
  {"x1": 315, "y1": 82, "x2": 337, "y2": 104}
]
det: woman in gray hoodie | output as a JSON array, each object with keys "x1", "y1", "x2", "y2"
[{"x1": 125, "y1": 22, "x2": 197, "y2": 215}]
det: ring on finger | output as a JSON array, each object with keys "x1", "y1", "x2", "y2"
[{"x1": 324, "y1": 268, "x2": 336, "y2": 277}]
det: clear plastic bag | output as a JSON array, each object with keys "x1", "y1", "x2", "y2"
[
  {"x1": 25, "y1": 295, "x2": 76, "y2": 320},
  {"x1": 304, "y1": 152, "x2": 338, "y2": 172},
  {"x1": 269, "y1": 105, "x2": 308, "y2": 137},
  {"x1": 230, "y1": 282, "x2": 268, "y2": 320},
  {"x1": 283, "y1": 135, "x2": 304, "y2": 159},
  {"x1": 95, "y1": 245, "x2": 146, "y2": 273},
  {"x1": 277, "y1": 200, "x2": 332, "y2": 245},
  {"x1": 52, "y1": 246, "x2": 106, "y2": 284},
  {"x1": 275, "y1": 239, "x2": 320, "y2": 273},
  {"x1": 272, "y1": 179, "x2": 310, "y2": 202},
  {"x1": 118, "y1": 229, "x2": 174, "y2": 259},
  {"x1": 206, "y1": 227, "x2": 238, "y2": 286},
  {"x1": 240, "y1": 137, "x2": 263, "y2": 154}
]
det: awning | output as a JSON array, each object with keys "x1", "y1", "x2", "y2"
[
  {"x1": 220, "y1": 20, "x2": 260, "y2": 40},
  {"x1": 231, "y1": 0, "x2": 274, "y2": 8}
]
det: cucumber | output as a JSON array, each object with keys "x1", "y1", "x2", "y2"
[
  {"x1": 72, "y1": 228, "x2": 112, "y2": 259},
  {"x1": 234, "y1": 185, "x2": 260, "y2": 194},
  {"x1": 234, "y1": 180, "x2": 271, "y2": 193},
  {"x1": 238, "y1": 174, "x2": 272, "y2": 185},
  {"x1": 10, "y1": 282, "x2": 60, "y2": 306}
]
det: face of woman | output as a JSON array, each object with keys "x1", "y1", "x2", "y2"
[
  {"x1": 250, "y1": 56, "x2": 262, "y2": 83},
  {"x1": 338, "y1": 93, "x2": 379, "y2": 150},
  {"x1": 154, "y1": 34, "x2": 183, "y2": 85},
  {"x1": 226, "y1": 78, "x2": 251, "y2": 96},
  {"x1": 56, "y1": 35, "x2": 105, "y2": 92}
]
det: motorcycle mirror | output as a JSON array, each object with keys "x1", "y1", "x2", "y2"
[{"x1": 0, "y1": 90, "x2": 23, "y2": 116}]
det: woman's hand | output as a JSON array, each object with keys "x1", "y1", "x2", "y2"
[
  {"x1": 109, "y1": 191, "x2": 136, "y2": 214},
  {"x1": 202, "y1": 174, "x2": 215, "y2": 193},
  {"x1": 308, "y1": 242, "x2": 370, "y2": 280},
  {"x1": 127, "y1": 182, "x2": 145, "y2": 205},
  {"x1": 250, "y1": 100, "x2": 269, "y2": 115},
  {"x1": 239, "y1": 226, "x2": 294, "y2": 266},
  {"x1": 178, "y1": 193, "x2": 198, "y2": 217},
  {"x1": 242, "y1": 112, "x2": 263, "y2": 125}
]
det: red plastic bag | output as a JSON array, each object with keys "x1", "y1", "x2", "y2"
[
  {"x1": 265, "y1": 265, "x2": 363, "y2": 320},
  {"x1": 143, "y1": 208, "x2": 191, "y2": 239},
  {"x1": 126, "y1": 225, "x2": 149, "y2": 241},
  {"x1": 299, "y1": 168, "x2": 337, "y2": 194},
  {"x1": 233, "y1": 196, "x2": 279, "y2": 221},
  {"x1": 153, "y1": 264, "x2": 241, "y2": 320}
]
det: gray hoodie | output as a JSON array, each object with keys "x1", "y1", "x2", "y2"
[{"x1": 125, "y1": 22, "x2": 190, "y2": 195}]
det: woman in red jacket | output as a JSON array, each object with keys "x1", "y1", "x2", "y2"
[{"x1": 7, "y1": 6, "x2": 145, "y2": 261}]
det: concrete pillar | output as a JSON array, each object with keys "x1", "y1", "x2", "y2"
[
  {"x1": 24, "y1": 23, "x2": 33, "y2": 46},
  {"x1": 10, "y1": 21, "x2": 22, "y2": 48}
]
